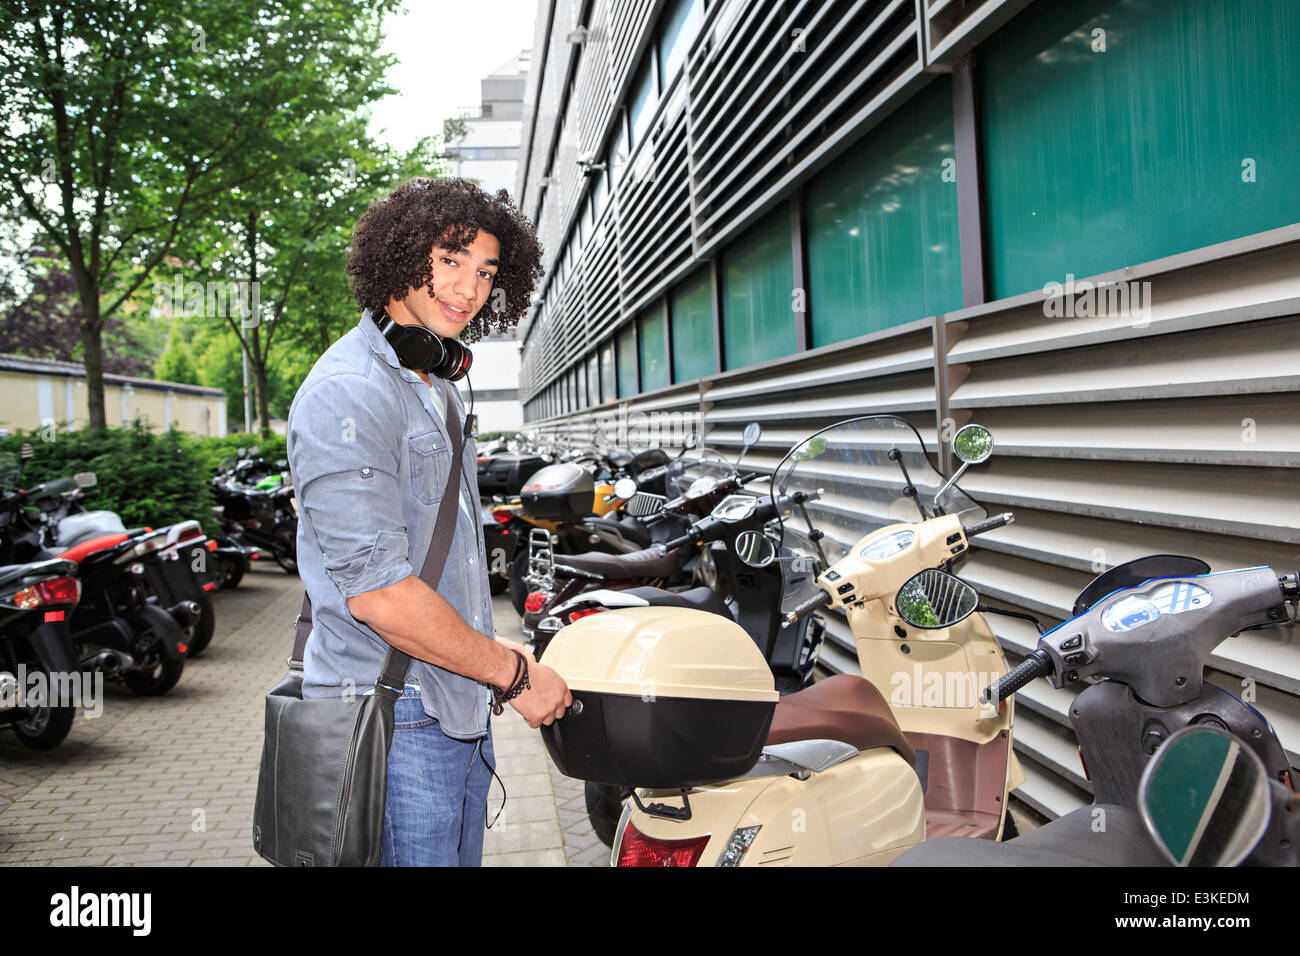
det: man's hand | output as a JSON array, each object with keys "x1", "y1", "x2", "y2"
[{"x1": 509, "y1": 659, "x2": 572, "y2": 729}]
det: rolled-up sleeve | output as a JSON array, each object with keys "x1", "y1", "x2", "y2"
[{"x1": 288, "y1": 372, "x2": 416, "y2": 599}]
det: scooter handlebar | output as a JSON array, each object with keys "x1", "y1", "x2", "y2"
[
  {"x1": 981, "y1": 648, "x2": 1053, "y2": 704},
  {"x1": 964, "y1": 512, "x2": 1014, "y2": 538},
  {"x1": 781, "y1": 590, "x2": 832, "y2": 629}
]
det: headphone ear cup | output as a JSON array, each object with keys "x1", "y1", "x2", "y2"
[
  {"x1": 438, "y1": 339, "x2": 473, "y2": 382},
  {"x1": 392, "y1": 325, "x2": 446, "y2": 372}
]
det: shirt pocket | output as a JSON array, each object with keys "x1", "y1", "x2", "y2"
[{"x1": 408, "y1": 429, "x2": 450, "y2": 505}]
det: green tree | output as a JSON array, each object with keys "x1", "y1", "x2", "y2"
[
  {"x1": 0, "y1": 0, "x2": 401, "y2": 429},
  {"x1": 153, "y1": 331, "x2": 198, "y2": 384}
]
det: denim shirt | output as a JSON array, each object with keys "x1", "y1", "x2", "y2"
[{"x1": 286, "y1": 311, "x2": 494, "y2": 740}]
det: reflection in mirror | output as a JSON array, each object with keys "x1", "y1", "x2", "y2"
[
  {"x1": 952, "y1": 424, "x2": 993, "y2": 464},
  {"x1": 74, "y1": 472, "x2": 97, "y2": 488},
  {"x1": 613, "y1": 477, "x2": 638, "y2": 500},
  {"x1": 895, "y1": 569, "x2": 978, "y2": 629},
  {"x1": 742, "y1": 422, "x2": 761, "y2": 447},
  {"x1": 734, "y1": 530, "x2": 776, "y2": 568},
  {"x1": 1139, "y1": 726, "x2": 1271, "y2": 867}
]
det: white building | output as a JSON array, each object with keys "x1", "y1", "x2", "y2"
[{"x1": 447, "y1": 50, "x2": 530, "y2": 435}]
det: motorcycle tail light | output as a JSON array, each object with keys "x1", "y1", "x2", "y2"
[
  {"x1": 615, "y1": 823, "x2": 709, "y2": 867},
  {"x1": 244, "y1": 520, "x2": 259, "y2": 529},
  {"x1": 716, "y1": 825, "x2": 761, "y2": 867},
  {"x1": 568, "y1": 607, "x2": 606, "y2": 623},
  {"x1": 177, "y1": 642, "x2": 188, "y2": 655},
  {"x1": 492, "y1": 509, "x2": 514, "y2": 525},
  {"x1": 11, "y1": 576, "x2": 82, "y2": 609},
  {"x1": 205, "y1": 540, "x2": 218, "y2": 552},
  {"x1": 178, "y1": 527, "x2": 204, "y2": 542},
  {"x1": 524, "y1": 591, "x2": 548, "y2": 614}
]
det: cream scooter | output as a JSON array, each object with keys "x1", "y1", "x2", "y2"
[{"x1": 542, "y1": 417, "x2": 1024, "y2": 866}]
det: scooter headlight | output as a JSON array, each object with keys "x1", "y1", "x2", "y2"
[{"x1": 716, "y1": 825, "x2": 762, "y2": 867}]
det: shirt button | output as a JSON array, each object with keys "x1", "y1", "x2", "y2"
[{"x1": 467, "y1": 556, "x2": 474, "y2": 565}]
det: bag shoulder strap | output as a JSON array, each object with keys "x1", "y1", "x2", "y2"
[{"x1": 291, "y1": 380, "x2": 467, "y2": 692}]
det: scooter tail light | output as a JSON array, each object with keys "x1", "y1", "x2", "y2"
[
  {"x1": 615, "y1": 822, "x2": 710, "y2": 867},
  {"x1": 492, "y1": 509, "x2": 514, "y2": 525},
  {"x1": 11, "y1": 576, "x2": 82, "y2": 609},
  {"x1": 524, "y1": 591, "x2": 548, "y2": 614},
  {"x1": 205, "y1": 540, "x2": 218, "y2": 552},
  {"x1": 568, "y1": 607, "x2": 606, "y2": 623}
]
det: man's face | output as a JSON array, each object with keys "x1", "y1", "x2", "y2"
[{"x1": 405, "y1": 228, "x2": 500, "y2": 338}]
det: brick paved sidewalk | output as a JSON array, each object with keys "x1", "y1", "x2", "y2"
[{"x1": 0, "y1": 568, "x2": 605, "y2": 867}]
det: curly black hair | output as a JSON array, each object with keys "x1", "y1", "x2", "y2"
[{"x1": 345, "y1": 178, "x2": 544, "y2": 343}]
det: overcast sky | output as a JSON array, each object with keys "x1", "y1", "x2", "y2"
[{"x1": 369, "y1": 0, "x2": 541, "y2": 152}]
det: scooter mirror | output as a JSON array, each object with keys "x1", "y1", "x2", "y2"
[
  {"x1": 236, "y1": 447, "x2": 247, "y2": 457},
  {"x1": 613, "y1": 477, "x2": 638, "y2": 500},
  {"x1": 249, "y1": 446, "x2": 261, "y2": 457},
  {"x1": 1138, "y1": 726, "x2": 1271, "y2": 867},
  {"x1": 734, "y1": 530, "x2": 776, "y2": 568},
  {"x1": 742, "y1": 422, "x2": 761, "y2": 448},
  {"x1": 894, "y1": 568, "x2": 978, "y2": 629},
  {"x1": 74, "y1": 472, "x2": 97, "y2": 489},
  {"x1": 682, "y1": 432, "x2": 700, "y2": 451},
  {"x1": 952, "y1": 424, "x2": 994, "y2": 465}
]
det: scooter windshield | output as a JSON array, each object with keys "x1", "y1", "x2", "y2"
[
  {"x1": 667, "y1": 448, "x2": 735, "y2": 497},
  {"x1": 770, "y1": 416, "x2": 986, "y2": 612}
]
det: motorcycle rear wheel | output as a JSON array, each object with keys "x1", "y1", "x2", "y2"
[
  {"x1": 507, "y1": 550, "x2": 530, "y2": 616},
  {"x1": 122, "y1": 613, "x2": 185, "y2": 696},
  {"x1": 585, "y1": 781, "x2": 628, "y2": 849},
  {"x1": 217, "y1": 556, "x2": 245, "y2": 590},
  {"x1": 10, "y1": 661, "x2": 76, "y2": 751},
  {"x1": 185, "y1": 591, "x2": 217, "y2": 658}
]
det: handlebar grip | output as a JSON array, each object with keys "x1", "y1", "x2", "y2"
[
  {"x1": 964, "y1": 512, "x2": 1014, "y2": 537},
  {"x1": 982, "y1": 649, "x2": 1052, "y2": 704},
  {"x1": 782, "y1": 590, "x2": 832, "y2": 628},
  {"x1": 660, "y1": 533, "x2": 696, "y2": 553}
]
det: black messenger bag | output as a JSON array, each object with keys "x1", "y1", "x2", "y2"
[{"x1": 253, "y1": 391, "x2": 465, "y2": 867}]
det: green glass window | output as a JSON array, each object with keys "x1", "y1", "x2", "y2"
[
  {"x1": 586, "y1": 353, "x2": 600, "y2": 405},
  {"x1": 805, "y1": 76, "x2": 961, "y2": 347},
  {"x1": 600, "y1": 341, "x2": 616, "y2": 401},
  {"x1": 980, "y1": 0, "x2": 1300, "y2": 300},
  {"x1": 670, "y1": 267, "x2": 715, "y2": 382},
  {"x1": 720, "y1": 206, "x2": 796, "y2": 370},
  {"x1": 616, "y1": 325, "x2": 638, "y2": 398},
  {"x1": 658, "y1": 0, "x2": 704, "y2": 86},
  {"x1": 628, "y1": 57, "x2": 658, "y2": 150},
  {"x1": 638, "y1": 307, "x2": 669, "y2": 392}
]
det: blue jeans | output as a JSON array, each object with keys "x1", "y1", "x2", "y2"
[{"x1": 380, "y1": 684, "x2": 496, "y2": 867}]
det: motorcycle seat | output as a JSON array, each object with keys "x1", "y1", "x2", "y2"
[
  {"x1": 584, "y1": 516, "x2": 652, "y2": 549},
  {"x1": 767, "y1": 675, "x2": 915, "y2": 766},
  {"x1": 57, "y1": 532, "x2": 131, "y2": 564},
  {"x1": 556, "y1": 546, "x2": 682, "y2": 581},
  {"x1": 619, "y1": 585, "x2": 732, "y2": 619}
]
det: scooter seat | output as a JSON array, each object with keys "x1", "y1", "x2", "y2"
[
  {"x1": 619, "y1": 586, "x2": 732, "y2": 620},
  {"x1": 767, "y1": 675, "x2": 915, "y2": 765},
  {"x1": 57, "y1": 532, "x2": 130, "y2": 564},
  {"x1": 557, "y1": 546, "x2": 682, "y2": 581}
]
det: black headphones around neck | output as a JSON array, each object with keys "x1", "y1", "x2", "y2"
[{"x1": 372, "y1": 308, "x2": 473, "y2": 381}]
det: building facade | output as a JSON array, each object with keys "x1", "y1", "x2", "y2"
[
  {"x1": 0, "y1": 354, "x2": 227, "y2": 438},
  {"x1": 514, "y1": 0, "x2": 1300, "y2": 820}
]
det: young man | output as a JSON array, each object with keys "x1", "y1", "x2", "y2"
[{"x1": 286, "y1": 178, "x2": 567, "y2": 866}]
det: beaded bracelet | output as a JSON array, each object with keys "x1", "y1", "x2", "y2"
[{"x1": 491, "y1": 648, "x2": 531, "y2": 716}]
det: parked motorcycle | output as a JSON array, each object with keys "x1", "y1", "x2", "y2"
[
  {"x1": 890, "y1": 557, "x2": 1300, "y2": 866},
  {"x1": 538, "y1": 416, "x2": 1022, "y2": 865},
  {"x1": 212, "y1": 450, "x2": 297, "y2": 574},
  {"x1": 0, "y1": 476, "x2": 195, "y2": 696},
  {"x1": 0, "y1": 556, "x2": 84, "y2": 750},
  {"x1": 519, "y1": 432, "x2": 766, "y2": 655}
]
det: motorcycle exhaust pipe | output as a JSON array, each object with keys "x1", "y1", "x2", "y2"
[
  {"x1": 80, "y1": 649, "x2": 132, "y2": 676},
  {"x1": 168, "y1": 600, "x2": 202, "y2": 629}
]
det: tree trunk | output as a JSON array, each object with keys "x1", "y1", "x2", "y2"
[{"x1": 69, "y1": 258, "x2": 107, "y2": 431}]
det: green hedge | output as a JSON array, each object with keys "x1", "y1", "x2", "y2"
[{"x1": 0, "y1": 422, "x2": 273, "y2": 537}]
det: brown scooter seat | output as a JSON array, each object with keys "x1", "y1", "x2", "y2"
[
  {"x1": 556, "y1": 546, "x2": 682, "y2": 581},
  {"x1": 766, "y1": 675, "x2": 915, "y2": 766}
]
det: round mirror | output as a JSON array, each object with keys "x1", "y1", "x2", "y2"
[
  {"x1": 734, "y1": 530, "x2": 776, "y2": 568},
  {"x1": 682, "y1": 432, "x2": 700, "y2": 451},
  {"x1": 236, "y1": 447, "x2": 247, "y2": 457},
  {"x1": 612, "y1": 477, "x2": 638, "y2": 500},
  {"x1": 952, "y1": 424, "x2": 993, "y2": 464},
  {"x1": 742, "y1": 422, "x2": 762, "y2": 447},
  {"x1": 895, "y1": 568, "x2": 979, "y2": 629},
  {"x1": 249, "y1": 445, "x2": 261, "y2": 457},
  {"x1": 74, "y1": 472, "x2": 97, "y2": 488},
  {"x1": 1139, "y1": 726, "x2": 1271, "y2": 867}
]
